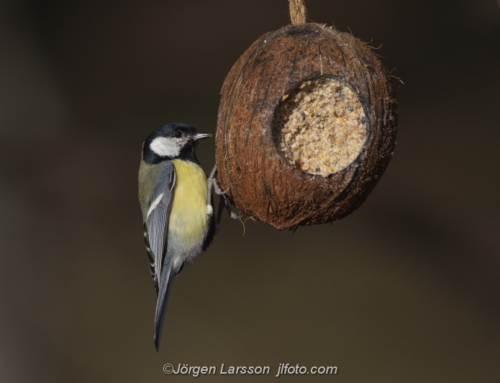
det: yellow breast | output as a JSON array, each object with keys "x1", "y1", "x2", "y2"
[{"x1": 169, "y1": 159, "x2": 209, "y2": 253}]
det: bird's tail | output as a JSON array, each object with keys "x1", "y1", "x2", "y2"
[{"x1": 154, "y1": 262, "x2": 174, "y2": 352}]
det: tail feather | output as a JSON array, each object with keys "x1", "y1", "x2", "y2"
[{"x1": 154, "y1": 261, "x2": 174, "y2": 352}]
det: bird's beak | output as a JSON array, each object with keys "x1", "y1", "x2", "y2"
[{"x1": 193, "y1": 132, "x2": 212, "y2": 141}]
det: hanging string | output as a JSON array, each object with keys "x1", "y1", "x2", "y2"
[{"x1": 288, "y1": 0, "x2": 307, "y2": 24}]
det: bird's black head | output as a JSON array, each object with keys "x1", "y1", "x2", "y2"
[{"x1": 142, "y1": 123, "x2": 212, "y2": 164}]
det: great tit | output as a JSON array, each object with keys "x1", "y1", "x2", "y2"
[{"x1": 138, "y1": 123, "x2": 216, "y2": 351}]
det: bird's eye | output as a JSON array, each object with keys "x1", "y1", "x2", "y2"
[{"x1": 174, "y1": 131, "x2": 182, "y2": 138}]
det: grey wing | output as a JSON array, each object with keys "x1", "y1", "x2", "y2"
[{"x1": 144, "y1": 161, "x2": 176, "y2": 293}]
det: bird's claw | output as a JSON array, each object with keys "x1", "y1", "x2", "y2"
[
  {"x1": 208, "y1": 165, "x2": 242, "y2": 223},
  {"x1": 230, "y1": 211, "x2": 242, "y2": 220},
  {"x1": 214, "y1": 184, "x2": 230, "y2": 195}
]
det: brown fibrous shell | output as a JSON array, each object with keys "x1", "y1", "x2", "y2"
[{"x1": 215, "y1": 23, "x2": 397, "y2": 230}]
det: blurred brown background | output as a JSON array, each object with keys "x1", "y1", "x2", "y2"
[{"x1": 1, "y1": 0, "x2": 499, "y2": 382}]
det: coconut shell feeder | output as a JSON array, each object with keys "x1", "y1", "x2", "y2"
[{"x1": 215, "y1": 0, "x2": 397, "y2": 230}]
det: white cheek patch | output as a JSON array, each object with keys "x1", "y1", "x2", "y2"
[{"x1": 150, "y1": 137, "x2": 180, "y2": 158}]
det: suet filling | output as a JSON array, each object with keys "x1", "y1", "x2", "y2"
[{"x1": 273, "y1": 77, "x2": 367, "y2": 177}]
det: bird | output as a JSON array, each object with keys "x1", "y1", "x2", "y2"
[{"x1": 138, "y1": 123, "x2": 216, "y2": 351}]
